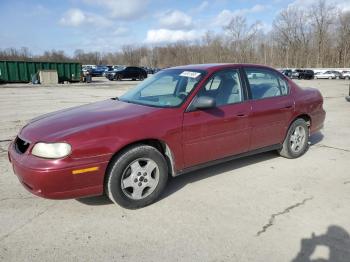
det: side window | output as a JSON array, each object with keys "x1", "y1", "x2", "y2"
[
  {"x1": 199, "y1": 69, "x2": 243, "y2": 106},
  {"x1": 204, "y1": 76, "x2": 221, "y2": 91},
  {"x1": 245, "y1": 68, "x2": 288, "y2": 99}
]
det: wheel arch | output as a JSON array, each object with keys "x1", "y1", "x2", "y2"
[
  {"x1": 104, "y1": 139, "x2": 176, "y2": 188},
  {"x1": 294, "y1": 113, "x2": 311, "y2": 128},
  {"x1": 283, "y1": 113, "x2": 312, "y2": 142}
]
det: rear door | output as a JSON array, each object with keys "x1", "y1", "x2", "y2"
[
  {"x1": 124, "y1": 67, "x2": 133, "y2": 78},
  {"x1": 182, "y1": 68, "x2": 252, "y2": 167},
  {"x1": 243, "y1": 67, "x2": 294, "y2": 150}
]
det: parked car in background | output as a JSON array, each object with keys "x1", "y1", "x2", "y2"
[
  {"x1": 331, "y1": 71, "x2": 342, "y2": 79},
  {"x1": 82, "y1": 65, "x2": 94, "y2": 73},
  {"x1": 103, "y1": 66, "x2": 114, "y2": 77},
  {"x1": 341, "y1": 71, "x2": 350, "y2": 80},
  {"x1": 314, "y1": 71, "x2": 337, "y2": 79},
  {"x1": 8, "y1": 63, "x2": 325, "y2": 208},
  {"x1": 281, "y1": 69, "x2": 293, "y2": 78},
  {"x1": 141, "y1": 67, "x2": 154, "y2": 74},
  {"x1": 105, "y1": 66, "x2": 147, "y2": 81},
  {"x1": 91, "y1": 66, "x2": 108, "y2": 77},
  {"x1": 291, "y1": 69, "x2": 314, "y2": 80}
]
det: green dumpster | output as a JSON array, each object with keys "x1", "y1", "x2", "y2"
[{"x1": 0, "y1": 60, "x2": 81, "y2": 83}]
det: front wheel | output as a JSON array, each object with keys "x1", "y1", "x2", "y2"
[
  {"x1": 279, "y1": 119, "x2": 309, "y2": 159},
  {"x1": 106, "y1": 145, "x2": 168, "y2": 209}
]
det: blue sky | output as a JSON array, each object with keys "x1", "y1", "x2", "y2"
[{"x1": 0, "y1": 0, "x2": 349, "y2": 55}]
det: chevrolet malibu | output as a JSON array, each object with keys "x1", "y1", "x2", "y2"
[{"x1": 8, "y1": 64, "x2": 326, "y2": 209}]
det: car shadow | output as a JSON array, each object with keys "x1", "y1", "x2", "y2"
[
  {"x1": 160, "y1": 151, "x2": 277, "y2": 201},
  {"x1": 76, "y1": 151, "x2": 277, "y2": 206},
  {"x1": 76, "y1": 132, "x2": 323, "y2": 206},
  {"x1": 291, "y1": 225, "x2": 350, "y2": 262},
  {"x1": 76, "y1": 194, "x2": 112, "y2": 205},
  {"x1": 309, "y1": 132, "x2": 324, "y2": 146}
]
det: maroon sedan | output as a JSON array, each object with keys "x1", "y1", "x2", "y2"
[{"x1": 8, "y1": 64, "x2": 326, "y2": 208}]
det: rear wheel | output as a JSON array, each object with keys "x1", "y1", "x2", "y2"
[
  {"x1": 106, "y1": 145, "x2": 168, "y2": 209},
  {"x1": 279, "y1": 119, "x2": 309, "y2": 159},
  {"x1": 116, "y1": 74, "x2": 122, "y2": 81},
  {"x1": 139, "y1": 74, "x2": 145, "y2": 81}
]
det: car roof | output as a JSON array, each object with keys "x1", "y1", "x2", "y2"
[{"x1": 169, "y1": 63, "x2": 277, "y2": 72}]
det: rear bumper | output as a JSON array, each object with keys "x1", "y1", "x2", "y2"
[
  {"x1": 8, "y1": 142, "x2": 110, "y2": 199},
  {"x1": 310, "y1": 109, "x2": 326, "y2": 135}
]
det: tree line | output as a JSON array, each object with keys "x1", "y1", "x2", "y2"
[{"x1": 1, "y1": 0, "x2": 349, "y2": 69}]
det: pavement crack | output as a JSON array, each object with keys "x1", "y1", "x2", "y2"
[
  {"x1": 324, "y1": 96, "x2": 347, "y2": 99},
  {"x1": 256, "y1": 197, "x2": 313, "y2": 237},
  {"x1": 0, "y1": 203, "x2": 56, "y2": 242},
  {"x1": 344, "y1": 181, "x2": 350, "y2": 185},
  {"x1": 0, "y1": 197, "x2": 36, "y2": 202},
  {"x1": 0, "y1": 139, "x2": 12, "y2": 143},
  {"x1": 314, "y1": 144, "x2": 350, "y2": 152}
]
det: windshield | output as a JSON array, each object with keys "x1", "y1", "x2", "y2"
[
  {"x1": 115, "y1": 66, "x2": 126, "y2": 71},
  {"x1": 119, "y1": 69, "x2": 206, "y2": 108}
]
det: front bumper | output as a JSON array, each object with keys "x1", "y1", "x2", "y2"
[{"x1": 8, "y1": 141, "x2": 110, "y2": 199}]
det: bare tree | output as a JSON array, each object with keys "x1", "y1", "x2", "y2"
[
  {"x1": 224, "y1": 15, "x2": 261, "y2": 63},
  {"x1": 335, "y1": 11, "x2": 350, "y2": 67},
  {"x1": 309, "y1": 0, "x2": 335, "y2": 67},
  {"x1": 273, "y1": 6, "x2": 312, "y2": 67}
]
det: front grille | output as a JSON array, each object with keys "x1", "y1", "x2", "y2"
[{"x1": 14, "y1": 137, "x2": 30, "y2": 154}]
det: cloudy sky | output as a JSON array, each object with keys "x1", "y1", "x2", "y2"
[{"x1": 0, "y1": 0, "x2": 349, "y2": 55}]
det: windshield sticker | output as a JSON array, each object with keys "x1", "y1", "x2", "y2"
[{"x1": 180, "y1": 71, "x2": 201, "y2": 78}]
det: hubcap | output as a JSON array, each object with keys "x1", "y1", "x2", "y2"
[
  {"x1": 121, "y1": 158, "x2": 159, "y2": 200},
  {"x1": 290, "y1": 126, "x2": 306, "y2": 153}
]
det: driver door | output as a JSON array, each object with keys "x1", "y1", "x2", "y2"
[{"x1": 182, "y1": 69, "x2": 252, "y2": 168}]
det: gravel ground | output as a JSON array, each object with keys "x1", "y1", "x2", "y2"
[{"x1": 0, "y1": 77, "x2": 349, "y2": 262}]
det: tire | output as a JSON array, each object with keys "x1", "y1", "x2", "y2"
[
  {"x1": 328, "y1": 76, "x2": 332, "y2": 79},
  {"x1": 116, "y1": 74, "x2": 122, "y2": 81},
  {"x1": 315, "y1": 76, "x2": 318, "y2": 79},
  {"x1": 279, "y1": 118, "x2": 309, "y2": 159},
  {"x1": 106, "y1": 145, "x2": 168, "y2": 209},
  {"x1": 139, "y1": 74, "x2": 145, "y2": 81},
  {"x1": 346, "y1": 76, "x2": 349, "y2": 80}
]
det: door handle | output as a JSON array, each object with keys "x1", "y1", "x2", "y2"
[
  {"x1": 280, "y1": 105, "x2": 293, "y2": 110},
  {"x1": 235, "y1": 113, "x2": 248, "y2": 117}
]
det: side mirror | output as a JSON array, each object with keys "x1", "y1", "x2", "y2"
[{"x1": 191, "y1": 96, "x2": 216, "y2": 110}]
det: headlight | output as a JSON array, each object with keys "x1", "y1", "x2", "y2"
[{"x1": 32, "y1": 142, "x2": 72, "y2": 159}]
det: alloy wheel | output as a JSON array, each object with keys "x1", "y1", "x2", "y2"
[
  {"x1": 290, "y1": 126, "x2": 306, "y2": 153},
  {"x1": 120, "y1": 158, "x2": 160, "y2": 200}
]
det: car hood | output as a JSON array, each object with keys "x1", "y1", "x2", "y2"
[{"x1": 20, "y1": 99, "x2": 160, "y2": 142}]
